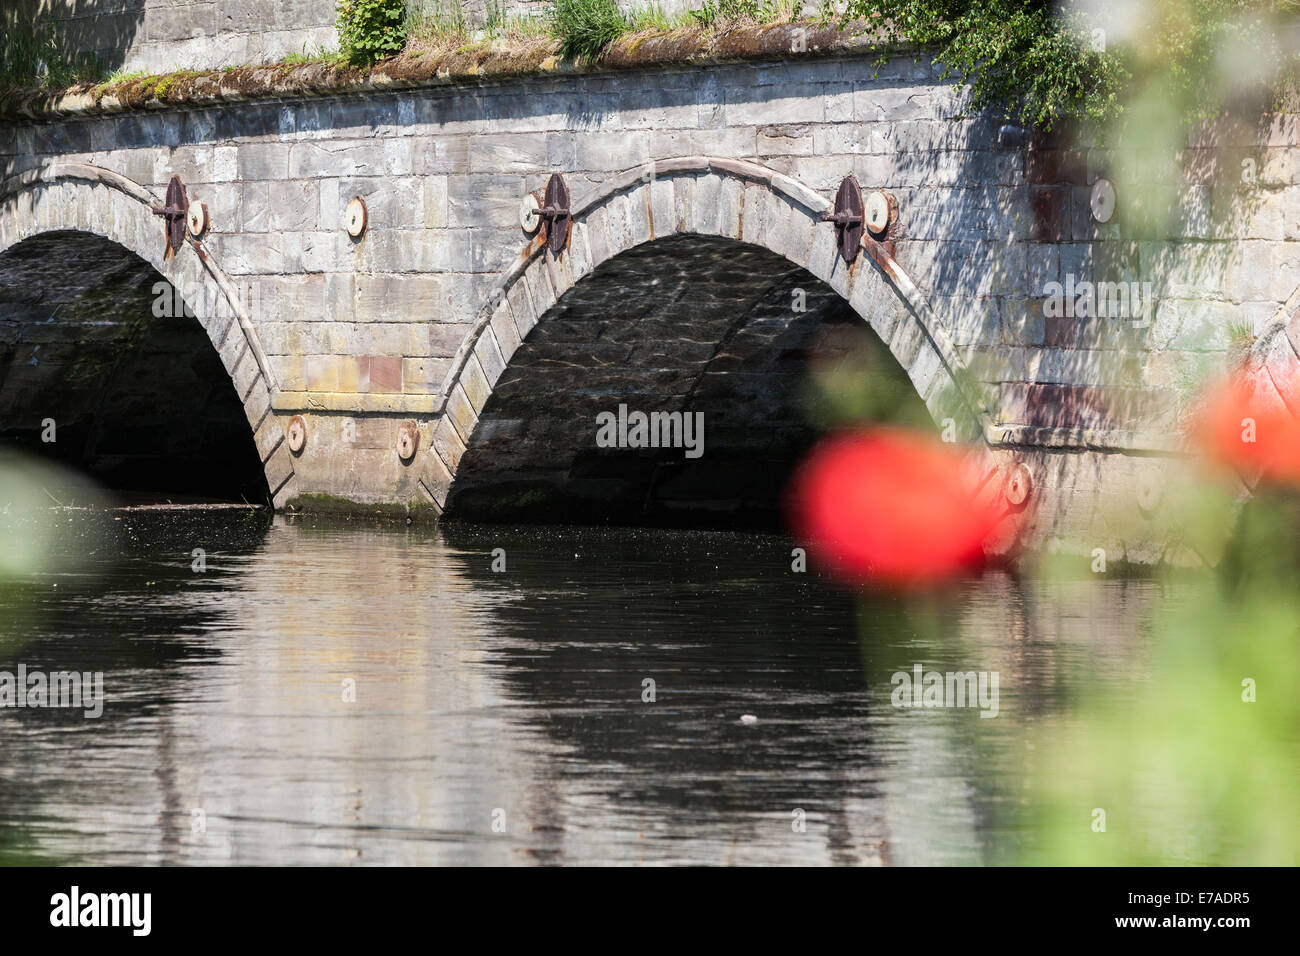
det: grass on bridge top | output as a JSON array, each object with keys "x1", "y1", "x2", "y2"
[
  {"x1": 2, "y1": 2, "x2": 1298, "y2": 135},
  {"x1": 0, "y1": 4, "x2": 885, "y2": 122},
  {"x1": 0, "y1": 0, "x2": 829, "y2": 98}
]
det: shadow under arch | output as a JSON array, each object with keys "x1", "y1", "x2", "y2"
[
  {"x1": 447, "y1": 234, "x2": 934, "y2": 525},
  {"x1": 0, "y1": 230, "x2": 267, "y2": 500},
  {"x1": 421, "y1": 157, "x2": 990, "y2": 522},
  {"x1": 0, "y1": 165, "x2": 295, "y2": 504}
]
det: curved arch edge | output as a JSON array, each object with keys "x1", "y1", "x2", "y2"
[
  {"x1": 0, "y1": 165, "x2": 296, "y2": 506},
  {"x1": 423, "y1": 157, "x2": 993, "y2": 511}
]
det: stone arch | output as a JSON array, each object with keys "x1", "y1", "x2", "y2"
[
  {"x1": 0, "y1": 163, "x2": 296, "y2": 506},
  {"x1": 418, "y1": 156, "x2": 991, "y2": 513}
]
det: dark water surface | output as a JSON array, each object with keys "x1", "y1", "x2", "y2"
[{"x1": 0, "y1": 509, "x2": 1166, "y2": 865}]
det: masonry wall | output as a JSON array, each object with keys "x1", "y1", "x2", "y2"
[
  {"x1": 1, "y1": 53, "x2": 1298, "y2": 557},
  {"x1": 10, "y1": 0, "x2": 338, "y2": 74},
  {"x1": 8, "y1": 0, "x2": 702, "y2": 76},
  {"x1": 0, "y1": 231, "x2": 270, "y2": 500}
]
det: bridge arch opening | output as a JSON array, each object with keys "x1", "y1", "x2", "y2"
[
  {"x1": 0, "y1": 230, "x2": 268, "y2": 504},
  {"x1": 443, "y1": 234, "x2": 932, "y2": 527}
]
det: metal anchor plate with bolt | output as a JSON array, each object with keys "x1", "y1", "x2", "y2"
[
  {"x1": 154, "y1": 174, "x2": 189, "y2": 259},
  {"x1": 538, "y1": 173, "x2": 571, "y2": 255},
  {"x1": 822, "y1": 175, "x2": 864, "y2": 263}
]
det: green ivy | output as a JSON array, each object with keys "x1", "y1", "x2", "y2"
[
  {"x1": 839, "y1": 0, "x2": 1299, "y2": 131},
  {"x1": 337, "y1": 0, "x2": 409, "y2": 66},
  {"x1": 836, "y1": 0, "x2": 1124, "y2": 130}
]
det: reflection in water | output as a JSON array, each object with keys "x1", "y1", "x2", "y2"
[{"x1": 0, "y1": 511, "x2": 1167, "y2": 865}]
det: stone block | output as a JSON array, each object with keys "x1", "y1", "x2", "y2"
[
  {"x1": 473, "y1": 327, "x2": 507, "y2": 387},
  {"x1": 431, "y1": 415, "x2": 468, "y2": 472},
  {"x1": 237, "y1": 143, "x2": 290, "y2": 181}
]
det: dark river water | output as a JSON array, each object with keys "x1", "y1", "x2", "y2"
[{"x1": 0, "y1": 507, "x2": 1167, "y2": 865}]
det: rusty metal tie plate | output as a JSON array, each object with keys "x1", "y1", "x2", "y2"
[
  {"x1": 154, "y1": 174, "x2": 190, "y2": 258},
  {"x1": 821, "y1": 175, "x2": 864, "y2": 264},
  {"x1": 539, "y1": 173, "x2": 571, "y2": 256}
]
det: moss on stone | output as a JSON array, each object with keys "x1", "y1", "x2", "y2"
[
  {"x1": 0, "y1": 20, "x2": 879, "y2": 122},
  {"x1": 287, "y1": 492, "x2": 441, "y2": 521}
]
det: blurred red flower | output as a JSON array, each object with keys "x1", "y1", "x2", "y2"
[
  {"x1": 1191, "y1": 371, "x2": 1300, "y2": 486},
  {"x1": 788, "y1": 427, "x2": 1003, "y2": 587}
]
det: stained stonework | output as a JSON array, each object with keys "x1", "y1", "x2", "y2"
[
  {"x1": 0, "y1": 49, "x2": 1297, "y2": 556},
  {"x1": 7, "y1": 0, "x2": 338, "y2": 75},
  {"x1": 0, "y1": 231, "x2": 268, "y2": 501},
  {"x1": 4, "y1": 0, "x2": 705, "y2": 77},
  {"x1": 445, "y1": 235, "x2": 928, "y2": 525},
  {"x1": 0, "y1": 175, "x2": 296, "y2": 506}
]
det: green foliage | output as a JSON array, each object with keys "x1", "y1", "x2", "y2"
[
  {"x1": 337, "y1": 0, "x2": 409, "y2": 66},
  {"x1": 407, "y1": 0, "x2": 550, "y2": 41},
  {"x1": 836, "y1": 0, "x2": 1125, "y2": 130},
  {"x1": 486, "y1": 0, "x2": 509, "y2": 32},
  {"x1": 690, "y1": 0, "x2": 799, "y2": 27},
  {"x1": 838, "y1": 0, "x2": 1300, "y2": 131},
  {"x1": 407, "y1": 0, "x2": 467, "y2": 37},
  {"x1": 485, "y1": 0, "x2": 554, "y2": 39},
  {"x1": 5, "y1": 0, "x2": 1295, "y2": 130},
  {"x1": 1110, "y1": 0, "x2": 1300, "y2": 132},
  {"x1": 0, "y1": 18, "x2": 100, "y2": 90},
  {"x1": 92, "y1": 69, "x2": 149, "y2": 93},
  {"x1": 1017, "y1": 491, "x2": 1300, "y2": 864},
  {"x1": 810, "y1": 0, "x2": 839, "y2": 25},
  {"x1": 550, "y1": 0, "x2": 629, "y2": 60},
  {"x1": 631, "y1": 3, "x2": 696, "y2": 30},
  {"x1": 1226, "y1": 318, "x2": 1256, "y2": 351},
  {"x1": 691, "y1": 0, "x2": 754, "y2": 26},
  {"x1": 281, "y1": 45, "x2": 343, "y2": 67}
]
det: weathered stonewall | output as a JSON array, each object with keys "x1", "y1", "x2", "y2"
[{"x1": 1, "y1": 48, "x2": 1298, "y2": 561}]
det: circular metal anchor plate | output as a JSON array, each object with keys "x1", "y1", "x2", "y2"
[
  {"x1": 187, "y1": 201, "x2": 209, "y2": 239},
  {"x1": 1090, "y1": 178, "x2": 1116, "y2": 223},
  {"x1": 396, "y1": 419, "x2": 419, "y2": 462},
  {"x1": 1136, "y1": 472, "x2": 1162, "y2": 515},
  {"x1": 346, "y1": 196, "x2": 368, "y2": 238},
  {"x1": 1004, "y1": 463, "x2": 1033, "y2": 507},
  {"x1": 286, "y1": 415, "x2": 307, "y2": 455},
  {"x1": 519, "y1": 191, "x2": 542, "y2": 234},
  {"x1": 865, "y1": 190, "x2": 897, "y2": 236}
]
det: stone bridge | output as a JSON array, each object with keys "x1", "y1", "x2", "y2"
[{"x1": 2, "y1": 30, "x2": 1299, "y2": 560}]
